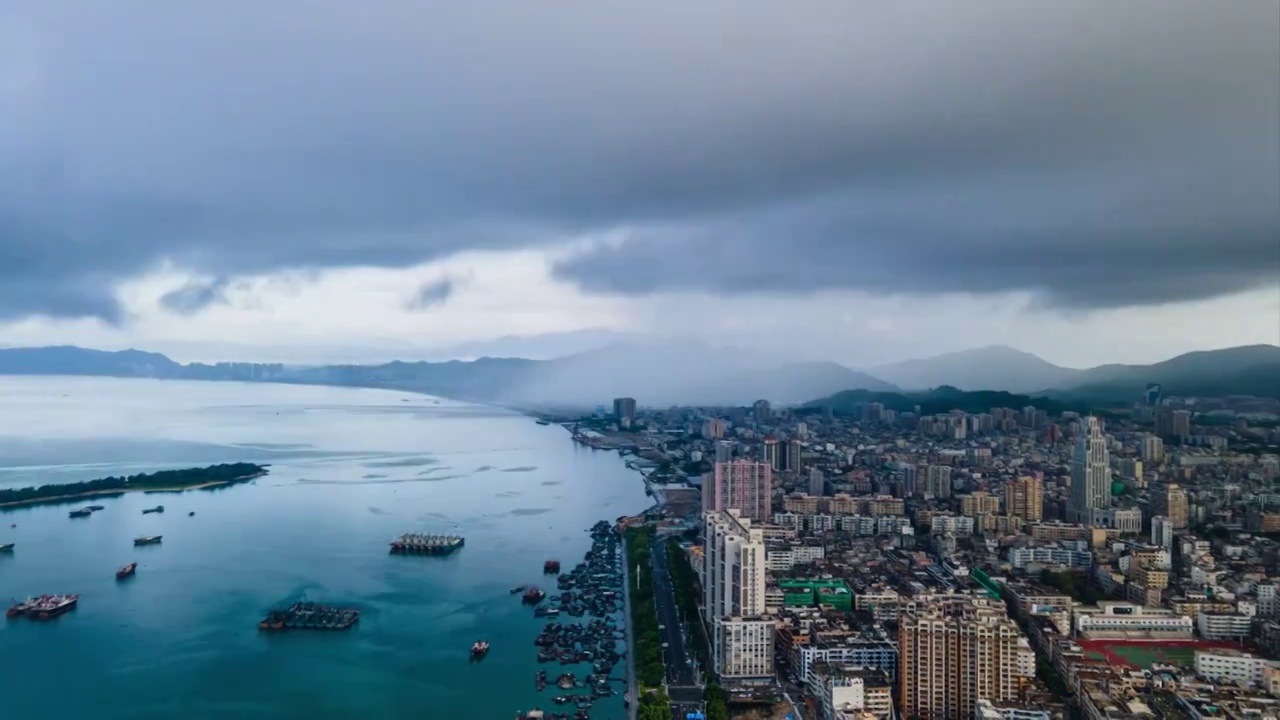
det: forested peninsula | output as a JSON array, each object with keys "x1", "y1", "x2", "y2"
[{"x1": 0, "y1": 462, "x2": 268, "y2": 508}]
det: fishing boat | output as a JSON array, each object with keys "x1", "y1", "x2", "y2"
[
  {"x1": 133, "y1": 535, "x2": 163, "y2": 546},
  {"x1": 7, "y1": 594, "x2": 79, "y2": 620},
  {"x1": 470, "y1": 640, "x2": 490, "y2": 659},
  {"x1": 69, "y1": 508, "x2": 92, "y2": 518},
  {"x1": 0, "y1": 544, "x2": 13, "y2": 552},
  {"x1": 116, "y1": 562, "x2": 137, "y2": 580}
]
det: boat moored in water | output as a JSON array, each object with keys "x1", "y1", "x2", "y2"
[
  {"x1": 133, "y1": 535, "x2": 163, "y2": 546},
  {"x1": 142, "y1": 505, "x2": 164, "y2": 514},
  {"x1": 68, "y1": 508, "x2": 92, "y2": 518},
  {"x1": 7, "y1": 594, "x2": 79, "y2": 620},
  {"x1": 116, "y1": 562, "x2": 137, "y2": 580},
  {"x1": 470, "y1": 640, "x2": 490, "y2": 659},
  {"x1": 0, "y1": 543, "x2": 13, "y2": 552}
]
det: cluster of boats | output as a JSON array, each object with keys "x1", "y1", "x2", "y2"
[
  {"x1": 516, "y1": 710, "x2": 589, "y2": 720},
  {"x1": 518, "y1": 520, "x2": 626, "y2": 720},
  {"x1": 258, "y1": 602, "x2": 360, "y2": 631}
]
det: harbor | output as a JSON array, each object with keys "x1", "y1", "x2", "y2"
[
  {"x1": 0, "y1": 377, "x2": 649, "y2": 718},
  {"x1": 517, "y1": 520, "x2": 627, "y2": 719}
]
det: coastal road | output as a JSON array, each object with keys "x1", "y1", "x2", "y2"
[{"x1": 648, "y1": 533, "x2": 704, "y2": 720}]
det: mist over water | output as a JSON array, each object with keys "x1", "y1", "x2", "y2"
[{"x1": 0, "y1": 377, "x2": 647, "y2": 719}]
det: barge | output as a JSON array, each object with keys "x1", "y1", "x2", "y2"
[
  {"x1": 69, "y1": 508, "x2": 92, "y2": 518},
  {"x1": 389, "y1": 533, "x2": 464, "y2": 555},
  {"x1": 258, "y1": 601, "x2": 359, "y2": 631},
  {"x1": 142, "y1": 505, "x2": 164, "y2": 514},
  {"x1": 7, "y1": 594, "x2": 79, "y2": 620},
  {"x1": 134, "y1": 535, "x2": 163, "y2": 546}
]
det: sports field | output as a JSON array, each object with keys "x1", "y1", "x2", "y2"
[{"x1": 1078, "y1": 639, "x2": 1238, "y2": 669}]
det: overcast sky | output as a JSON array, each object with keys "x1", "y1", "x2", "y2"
[{"x1": 1, "y1": 1, "x2": 1277, "y2": 368}]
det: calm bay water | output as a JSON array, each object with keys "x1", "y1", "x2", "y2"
[{"x1": 0, "y1": 376, "x2": 647, "y2": 719}]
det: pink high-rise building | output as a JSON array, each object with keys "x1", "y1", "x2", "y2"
[{"x1": 704, "y1": 461, "x2": 773, "y2": 523}]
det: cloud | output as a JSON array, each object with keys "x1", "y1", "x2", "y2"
[
  {"x1": 0, "y1": 1, "x2": 1275, "y2": 320},
  {"x1": 159, "y1": 276, "x2": 232, "y2": 315},
  {"x1": 407, "y1": 278, "x2": 456, "y2": 310}
]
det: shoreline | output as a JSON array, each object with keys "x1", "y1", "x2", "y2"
[{"x1": 0, "y1": 470, "x2": 269, "y2": 510}]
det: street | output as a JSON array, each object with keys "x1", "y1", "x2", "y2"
[{"x1": 648, "y1": 533, "x2": 705, "y2": 719}]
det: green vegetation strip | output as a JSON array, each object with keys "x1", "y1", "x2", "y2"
[
  {"x1": 0, "y1": 462, "x2": 268, "y2": 508},
  {"x1": 666, "y1": 537, "x2": 711, "y2": 671},
  {"x1": 637, "y1": 688, "x2": 671, "y2": 720},
  {"x1": 625, "y1": 525, "x2": 665, "y2": 688}
]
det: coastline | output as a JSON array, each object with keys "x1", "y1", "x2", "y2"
[{"x1": 0, "y1": 470, "x2": 269, "y2": 510}]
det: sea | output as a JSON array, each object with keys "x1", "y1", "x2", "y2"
[{"x1": 0, "y1": 376, "x2": 648, "y2": 719}]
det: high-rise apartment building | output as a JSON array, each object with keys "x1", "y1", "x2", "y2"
[
  {"x1": 1152, "y1": 483, "x2": 1189, "y2": 529},
  {"x1": 925, "y1": 465, "x2": 952, "y2": 499},
  {"x1": 960, "y1": 491, "x2": 1002, "y2": 518},
  {"x1": 702, "y1": 419, "x2": 727, "y2": 439},
  {"x1": 715, "y1": 440, "x2": 735, "y2": 464},
  {"x1": 1069, "y1": 417, "x2": 1111, "y2": 525},
  {"x1": 1004, "y1": 476, "x2": 1043, "y2": 521},
  {"x1": 703, "y1": 510, "x2": 773, "y2": 678},
  {"x1": 612, "y1": 397, "x2": 636, "y2": 423},
  {"x1": 704, "y1": 460, "x2": 773, "y2": 523},
  {"x1": 786, "y1": 438, "x2": 803, "y2": 473},
  {"x1": 1140, "y1": 434, "x2": 1165, "y2": 464},
  {"x1": 1155, "y1": 410, "x2": 1192, "y2": 439},
  {"x1": 762, "y1": 436, "x2": 782, "y2": 472},
  {"x1": 1151, "y1": 515, "x2": 1174, "y2": 548},
  {"x1": 898, "y1": 597, "x2": 1030, "y2": 720},
  {"x1": 808, "y1": 468, "x2": 826, "y2": 497},
  {"x1": 753, "y1": 399, "x2": 772, "y2": 422},
  {"x1": 902, "y1": 466, "x2": 919, "y2": 498}
]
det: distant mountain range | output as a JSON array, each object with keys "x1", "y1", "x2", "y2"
[
  {"x1": 0, "y1": 342, "x2": 897, "y2": 407},
  {"x1": 0, "y1": 342, "x2": 1276, "y2": 406},
  {"x1": 865, "y1": 343, "x2": 1280, "y2": 400}
]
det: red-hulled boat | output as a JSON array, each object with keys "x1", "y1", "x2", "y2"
[
  {"x1": 471, "y1": 640, "x2": 490, "y2": 659},
  {"x1": 116, "y1": 563, "x2": 137, "y2": 580},
  {"x1": 522, "y1": 587, "x2": 546, "y2": 605},
  {"x1": 543, "y1": 560, "x2": 560, "y2": 574}
]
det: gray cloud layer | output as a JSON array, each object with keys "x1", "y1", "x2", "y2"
[{"x1": 1, "y1": 1, "x2": 1276, "y2": 321}]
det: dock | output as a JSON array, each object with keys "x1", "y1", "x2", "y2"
[{"x1": 389, "y1": 533, "x2": 465, "y2": 555}]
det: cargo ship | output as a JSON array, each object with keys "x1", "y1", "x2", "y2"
[
  {"x1": 258, "y1": 601, "x2": 359, "y2": 631},
  {"x1": 7, "y1": 594, "x2": 79, "y2": 620},
  {"x1": 142, "y1": 505, "x2": 164, "y2": 514},
  {"x1": 134, "y1": 535, "x2": 162, "y2": 546},
  {"x1": 543, "y1": 560, "x2": 560, "y2": 574},
  {"x1": 69, "y1": 508, "x2": 92, "y2": 518},
  {"x1": 116, "y1": 562, "x2": 137, "y2": 580},
  {"x1": 522, "y1": 587, "x2": 546, "y2": 605},
  {"x1": 388, "y1": 533, "x2": 464, "y2": 555},
  {"x1": 470, "y1": 640, "x2": 490, "y2": 659}
]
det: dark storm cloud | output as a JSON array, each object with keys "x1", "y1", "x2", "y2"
[
  {"x1": 0, "y1": 1, "x2": 1276, "y2": 320},
  {"x1": 407, "y1": 278, "x2": 456, "y2": 310},
  {"x1": 159, "y1": 277, "x2": 232, "y2": 315}
]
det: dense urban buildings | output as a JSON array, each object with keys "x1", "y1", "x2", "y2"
[{"x1": 572, "y1": 380, "x2": 1280, "y2": 720}]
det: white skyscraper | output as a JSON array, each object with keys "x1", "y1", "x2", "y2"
[
  {"x1": 703, "y1": 509, "x2": 774, "y2": 678},
  {"x1": 1070, "y1": 417, "x2": 1112, "y2": 525}
]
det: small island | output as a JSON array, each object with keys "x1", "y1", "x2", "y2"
[{"x1": 0, "y1": 462, "x2": 268, "y2": 509}]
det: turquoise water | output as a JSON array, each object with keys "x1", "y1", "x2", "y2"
[{"x1": 0, "y1": 377, "x2": 646, "y2": 719}]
